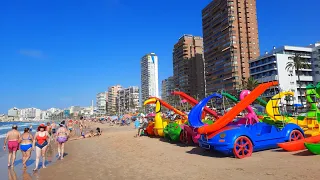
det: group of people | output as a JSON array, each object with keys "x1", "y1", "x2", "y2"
[{"x1": 3, "y1": 122, "x2": 69, "y2": 171}]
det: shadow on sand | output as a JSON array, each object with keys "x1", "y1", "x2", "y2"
[
  {"x1": 271, "y1": 148, "x2": 288, "y2": 152},
  {"x1": 186, "y1": 147, "x2": 227, "y2": 158},
  {"x1": 293, "y1": 150, "x2": 315, "y2": 156}
]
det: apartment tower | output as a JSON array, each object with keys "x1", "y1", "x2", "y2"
[
  {"x1": 173, "y1": 35, "x2": 206, "y2": 99},
  {"x1": 107, "y1": 85, "x2": 122, "y2": 115},
  {"x1": 141, "y1": 53, "x2": 159, "y2": 103},
  {"x1": 202, "y1": 0, "x2": 260, "y2": 94}
]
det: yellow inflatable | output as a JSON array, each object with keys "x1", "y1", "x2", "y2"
[
  {"x1": 266, "y1": 91, "x2": 319, "y2": 136},
  {"x1": 144, "y1": 98, "x2": 169, "y2": 137}
]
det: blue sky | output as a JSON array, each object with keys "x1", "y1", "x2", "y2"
[{"x1": 0, "y1": 0, "x2": 319, "y2": 113}]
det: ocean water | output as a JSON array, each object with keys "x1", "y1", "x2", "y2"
[{"x1": 0, "y1": 121, "x2": 41, "y2": 139}]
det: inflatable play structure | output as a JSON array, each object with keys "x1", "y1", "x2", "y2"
[
  {"x1": 189, "y1": 81, "x2": 304, "y2": 159},
  {"x1": 143, "y1": 97, "x2": 187, "y2": 137},
  {"x1": 163, "y1": 92, "x2": 221, "y2": 143},
  {"x1": 277, "y1": 83, "x2": 320, "y2": 152}
]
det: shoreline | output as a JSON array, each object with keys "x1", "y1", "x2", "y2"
[{"x1": 37, "y1": 123, "x2": 320, "y2": 180}]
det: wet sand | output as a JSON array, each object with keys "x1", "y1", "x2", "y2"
[{"x1": 37, "y1": 123, "x2": 320, "y2": 180}]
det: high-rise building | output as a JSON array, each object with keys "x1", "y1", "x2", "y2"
[
  {"x1": 203, "y1": 0, "x2": 260, "y2": 94},
  {"x1": 141, "y1": 53, "x2": 159, "y2": 103},
  {"x1": 117, "y1": 86, "x2": 140, "y2": 115},
  {"x1": 107, "y1": 85, "x2": 122, "y2": 115},
  {"x1": 173, "y1": 35, "x2": 206, "y2": 98},
  {"x1": 249, "y1": 43, "x2": 320, "y2": 105},
  {"x1": 96, "y1": 92, "x2": 108, "y2": 115},
  {"x1": 161, "y1": 76, "x2": 175, "y2": 104},
  {"x1": 311, "y1": 42, "x2": 320, "y2": 83}
]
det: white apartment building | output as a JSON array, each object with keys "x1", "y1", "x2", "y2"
[
  {"x1": 19, "y1": 108, "x2": 42, "y2": 121},
  {"x1": 69, "y1": 106, "x2": 81, "y2": 114},
  {"x1": 141, "y1": 53, "x2": 159, "y2": 103},
  {"x1": 250, "y1": 43, "x2": 320, "y2": 105},
  {"x1": 161, "y1": 76, "x2": 174, "y2": 103},
  {"x1": 107, "y1": 85, "x2": 122, "y2": 115},
  {"x1": 8, "y1": 107, "x2": 19, "y2": 117},
  {"x1": 117, "y1": 86, "x2": 140, "y2": 115},
  {"x1": 311, "y1": 42, "x2": 320, "y2": 82},
  {"x1": 96, "y1": 92, "x2": 108, "y2": 115},
  {"x1": 41, "y1": 111, "x2": 51, "y2": 120},
  {"x1": 47, "y1": 108, "x2": 62, "y2": 114}
]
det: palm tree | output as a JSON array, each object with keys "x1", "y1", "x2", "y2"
[
  {"x1": 285, "y1": 54, "x2": 311, "y2": 106},
  {"x1": 242, "y1": 77, "x2": 259, "y2": 91}
]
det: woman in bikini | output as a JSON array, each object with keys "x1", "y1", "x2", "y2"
[
  {"x1": 19, "y1": 128, "x2": 33, "y2": 169},
  {"x1": 32, "y1": 124, "x2": 50, "y2": 171},
  {"x1": 56, "y1": 123, "x2": 69, "y2": 160}
]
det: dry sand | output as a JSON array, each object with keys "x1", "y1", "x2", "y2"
[{"x1": 38, "y1": 124, "x2": 320, "y2": 180}]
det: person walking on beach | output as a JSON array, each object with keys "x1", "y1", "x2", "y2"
[
  {"x1": 46, "y1": 122, "x2": 52, "y2": 136},
  {"x1": 3, "y1": 125, "x2": 21, "y2": 167},
  {"x1": 56, "y1": 123, "x2": 69, "y2": 160},
  {"x1": 32, "y1": 124, "x2": 50, "y2": 171},
  {"x1": 20, "y1": 128, "x2": 33, "y2": 169},
  {"x1": 29, "y1": 125, "x2": 33, "y2": 132},
  {"x1": 67, "y1": 120, "x2": 73, "y2": 133},
  {"x1": 51, "y1": 121, "x2": 57, "y2": 136}
]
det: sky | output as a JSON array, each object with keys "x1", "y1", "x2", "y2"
[{"x1": 0, "y1": 0, "x2": 319, "y2": 113}]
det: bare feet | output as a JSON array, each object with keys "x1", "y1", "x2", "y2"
[
  {"x1": 33, "y1": 168, "x2": 37, "y2": 171},
  {"x1": 7, "y1": 164, "x2": 11, "y2": 167},
  {"x1": 42, "y1": 166, "x2": 46, "y2": 169}
]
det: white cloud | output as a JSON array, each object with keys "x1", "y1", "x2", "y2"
[{"x1": 18, "y1": 49, "x2": 45, "y2": 59}]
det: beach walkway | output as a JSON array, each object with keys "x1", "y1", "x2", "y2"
[{"x1": 35, "y1": 123, "x2": 320, "y2": 180}]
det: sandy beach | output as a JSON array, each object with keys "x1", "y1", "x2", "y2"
[{"x1": 33, "y1": 123, "x2": 320, "y2": 180}]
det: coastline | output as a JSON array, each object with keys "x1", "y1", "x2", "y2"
[{"x1": 37, "y1": 124, "x2": 320, "y2": 180}]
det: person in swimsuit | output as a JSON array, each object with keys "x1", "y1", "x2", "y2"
[
  {"x1": 56, "y1": 123, "x2": 69, "y2": 160},
  {"x1": 70, "y1": 130, "x2": 94, "y2": 141},
  {"x1": 19, "y1": 128, "x2": 33, "y2": 168},
  {"x1": 32, "y1": 124, "x2": 50, "y2": 171},
  {"x1": 67, "y1": 120, "x2": 73, "y2": 133},
  {"x1": 95, "y1": 127, "x2": 102, "y2": 136},
  {"x1": 3, "y1": 125, "x2": 21, "y2": 167},
  {"x1": 46, "y1": 122, "x2": 52, "y2": 136},
  {"x1": 29, "y1": 125, "x2": 33, "y2": 132},
  {"x1": 51, "y1": 121, "x2": 57, "y2": 136}
]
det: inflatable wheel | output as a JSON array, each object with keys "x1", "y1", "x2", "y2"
[
  {"x1": 179, "y1": 130, "x2": 185, "y2": 143},
  {"x1": 233, "y1": 136, "x2": 253, "y2": 159},
  {"x1": 289, "y1": 130, "x2": 304, "y2": 141}
]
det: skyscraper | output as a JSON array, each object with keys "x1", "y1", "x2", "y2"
[
  {"x1": 107, "y1": 85, "x2": 122, "y2": 115},
  {"x1": 161, "y1": 76, "x2": 174, "y2": 103},
  {"x1": 202, "y1": 0, "x2": 260, "y2": 94},
  {"x1": 141, "y1": 53, "x2": 159, "y2": 103},
  {"x1": 173, "y1": 35, "x2": 206, "y2": 99}
]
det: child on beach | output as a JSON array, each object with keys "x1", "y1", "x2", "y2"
[{"x1": 3, "y1": 125, "x2": 21, "y2": 167}]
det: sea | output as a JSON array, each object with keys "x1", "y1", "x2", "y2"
[
  {"x1": 0, "y1": 121, "x2": 61, "y2": 179},
  {"x1": 0, "y1": 121, "x2": 41, "y2": 139}
]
